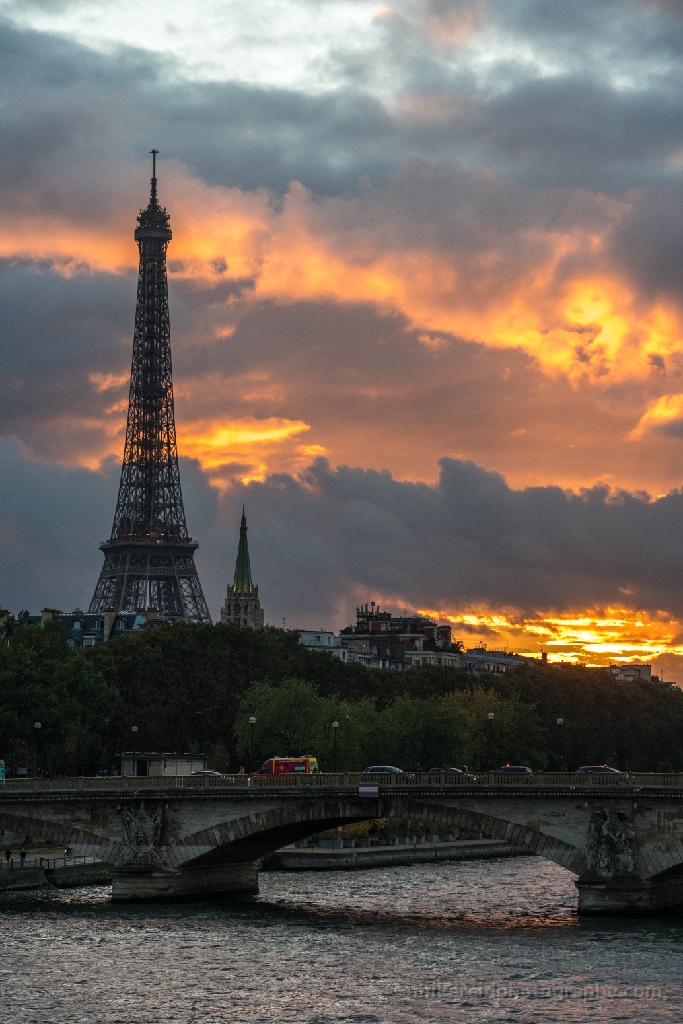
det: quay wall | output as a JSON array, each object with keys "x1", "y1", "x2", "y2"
[{"x1": 262, "y1": 838, "x2": 529, "y2": 871}]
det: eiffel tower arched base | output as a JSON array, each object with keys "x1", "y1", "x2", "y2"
[{"x1": 89, "y1": 540, "x2": 211, "y2": 623}]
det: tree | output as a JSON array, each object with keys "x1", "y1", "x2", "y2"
[
  {"x1": 0, "y1": 621, "x2": 118, "y2": 774},
  {"x1": 236, "y1": 678, "x2": 326, "y2": 765},
  {"x1": 81, "y1": 623, "x2": 683, "y2": 773},
  {"x1": 452, "y1": 686, "x2": 547, "y2": 770},
  {"x1": 371, "y1": 694, "x2": 468, "y2": 770}
]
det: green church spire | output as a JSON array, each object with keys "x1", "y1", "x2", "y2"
[{"x1": 233, "y1": 507, "x2": 253, "y2": 593}]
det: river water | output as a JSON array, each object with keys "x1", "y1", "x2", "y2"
[{"x1": 1, "y1": 857, "x2": 681, "y2": 1023}]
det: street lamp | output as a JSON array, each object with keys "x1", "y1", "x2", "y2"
[
  {"x1": 487, "y1": 712, "x2": 494, "y2": 769},
  {"x1": 332, "y1": 720, "x2": 339, "y2": 773},
  {"x1": 557, "y1": 718, "x2": 564, "y2": 771},
  {"x1": 197, "y1": 710, "x2": 204, "y2": 751},
  {"x1": 131, "y1": 725, "x2": 138, "y2": 777},
  {"x1": 249, "y1": 716, "x2": 256, "y2": 768},
  {"x1": 32, "y1": 721, "x2": 41, "y2": 778}
]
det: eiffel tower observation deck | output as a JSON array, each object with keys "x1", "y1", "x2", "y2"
[{"x1": 89, "y1": 153, "x2": 211, "y2": 623}]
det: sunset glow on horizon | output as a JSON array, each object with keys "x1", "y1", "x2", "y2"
[{"x1": 417, "y1": 605, "x2": 683, "y2": 679}]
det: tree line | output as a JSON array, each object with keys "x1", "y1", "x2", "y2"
[{"x1": 1, "y1": 619, "x2": 682, "y2": 774}]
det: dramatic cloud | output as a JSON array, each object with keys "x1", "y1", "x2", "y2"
[
  {"x1": 4, "y1": 439, "x2": 683, "y2": 675},
  {"x1": 2, "y1": 1, "x2": 683, "y2": 673},
  {"x1": 235, "y1": 455, "x2": 683, "y2": 622}
]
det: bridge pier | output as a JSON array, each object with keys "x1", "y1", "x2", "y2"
[
  {"x1": 111, "y1": 862, "x2": 259, "y2": 902},
  {"x1": 577, "y1": 875, "x2": 683, "y2": 915}
]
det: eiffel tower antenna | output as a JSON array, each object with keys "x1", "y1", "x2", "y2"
[
  {"x1": 150, "y1": 148, "x2": 159, "y2": 205},
  {"x1": 89, "y1": 152, "x2": 211, "y2": 623}
]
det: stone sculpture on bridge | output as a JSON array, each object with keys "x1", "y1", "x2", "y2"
[
  {"x1": 586, "y1": 809, "x2": 635, "y2": 876},
  {"x1": 121, "y1": 803, "x2": 163, "y2": 865}
]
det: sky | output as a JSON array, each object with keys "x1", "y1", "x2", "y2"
[{"x1": 3, "y1": 0, "x2": 683, "y2": 676}]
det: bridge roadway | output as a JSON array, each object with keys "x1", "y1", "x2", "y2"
[{"x1": 2, "y1": 771, "x2": 683, "y2": 914}]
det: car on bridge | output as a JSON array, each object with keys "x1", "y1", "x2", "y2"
[
  {"x1": 363, "y1": 765, "x2": 403, "y2": 773},
  {"x1": 576, "y1": 764, "x2": 621, "y2": 773},
  {"x1": 495, "y1": 765, "x2": 533, "y2": 773},
  {"x1": 429, "y1": 767, "x2": 463, "y2": 773}
]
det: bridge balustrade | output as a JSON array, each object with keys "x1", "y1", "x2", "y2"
[{"x1": 2, "y1": 771, "x2": 683, "y2": 791}]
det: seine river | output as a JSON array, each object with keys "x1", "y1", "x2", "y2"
[{"x1": 1, "y1": 857, "x2": 681, "y2": 1023}]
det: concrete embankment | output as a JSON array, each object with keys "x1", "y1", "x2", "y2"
[
  {"x1": 47, "y1": 863, "x2": 114, "y2": 888},
  {"x1": 0, "y1": 841, "x2": 530, "y2": 892},
  {"x1": 261, "y1": 839, "x2": 531, "y2": 872},
  {"x1": 0, "y1": 863, "x2": 114, "y2": 891},
  {"x1": 0, "y1": 867, "x2": 49, "y2": 891}
]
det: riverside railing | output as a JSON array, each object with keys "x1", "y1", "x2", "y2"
[
  {"x1": 0, "y1": 855, "x2": 96, "y2": 870},
  {"x1": 1, "y1": 771, "x2": 683, "y2": 792}
]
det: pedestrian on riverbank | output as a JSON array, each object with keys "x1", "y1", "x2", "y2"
[
  {"x1": 19, "y1": 849, "x2": 26, "y2": 866},
  {"x1": 4, "y1": 848, "x2": 10, "y2": 864}
]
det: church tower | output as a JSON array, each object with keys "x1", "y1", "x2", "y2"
[{"x1": 220, "y1": 509, "x2": 265, "y2": 628}]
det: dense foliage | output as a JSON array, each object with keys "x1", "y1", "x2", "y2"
[
  {"x1": 0, "y1": 620, "x2": 119, "y2": 775},
  {"x1": 3, "y1": 620, "x2": 682, "y2": 774},
  {"x1": 234, "y1": 677, "x2": 547, "y2": 772}
]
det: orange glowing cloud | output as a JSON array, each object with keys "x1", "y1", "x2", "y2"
[
  {"x1": 50, "y1": 371, "x2": 313, "y2": 481},
  {"x1": 4, "y1": 166, "x2": 683, "y2": 392},
  {"x1": 417, "y1": 604, "x2": 683, "y2": 676},
  {"x1": 631, "y1": 393, "x2": 683, "y2": 439},
  {"x1": 88, "y1": 372, "x2": 130, "y2": 392},
  {"x1": 180, "y1": 416, "x2": 313, "y2": 483}
]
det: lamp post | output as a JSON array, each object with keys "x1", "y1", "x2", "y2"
[
  {"x1": 557, "y1": 718, "x2": 564, "y2": 771},
  {"x1": 197, "y1": 710, "x2": 204, "y2": 751},
  {"x1": 249, "y1": 716, "x2": 256, "y2": 768},
  {"x1": 487, "y1": 712, "x2": 494, "y2": 769},
  {"x1": 131, "y1": 725, "x2": 138, "y2": 777},
  {"x1": 32, "y1": 721, "x2": 41, "y2": 778},
  {"x1": 332, "y1": 720, "x2": 339, "y2": 773}
]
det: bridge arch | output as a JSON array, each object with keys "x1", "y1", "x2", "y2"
[
  {"x1": 0, "y1": 807, "x2": 123, "y2": 865},
  {"x1": 169, "y1": 796, "x2": 588, "y2": 876}
]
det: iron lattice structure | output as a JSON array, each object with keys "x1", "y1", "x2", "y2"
[{"x1": 89, "y1": 153, "x2": 211, "y2": 623}]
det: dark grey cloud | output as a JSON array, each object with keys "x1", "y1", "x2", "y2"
[
  {"x1": 367, "y1": 0, "x2": 683, "y2": 190},
  {"x1": 0, "y1": 18, "x2": 399, "y2": 201},
  {"x1": 5, "y1": 435, "x2": 683, "y2": 627},
  {"x1": 0, "y1": 438, "x2": 225, "y2": 618},
  {"x1": 0, "y1": 260, "x2": 134, "y2": 462},
  {"x1": 605, "y1": 186, "x2": 683, "y2": 308},
  {"x1": 2, "y1": 0, "x2": 683, "y2": 214},
  {"x1": 465, "y1": 77, "x2": 683, "y2": 190},
  {"x1": 0, "y1": 438, "x2": 118, "y2": 613},
  {"x1": 230, "y1": 454, "x2": 683, "y2": 624}
]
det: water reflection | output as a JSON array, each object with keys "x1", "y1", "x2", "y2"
[{"x1": 1, "y1": 857, "x2": 681, "y2": 1023}]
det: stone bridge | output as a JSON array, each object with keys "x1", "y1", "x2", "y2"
[{"x1": 2, "y1": 771, "x2": 683, "y2": 914}]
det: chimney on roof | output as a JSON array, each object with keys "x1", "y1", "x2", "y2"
[{"x1": 103, "y1": 608, "x2": 117, "y2": 642}]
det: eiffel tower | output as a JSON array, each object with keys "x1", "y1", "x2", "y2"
[{"x1": 89, "y1": 152, "x2": 211, "y2": 623}]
